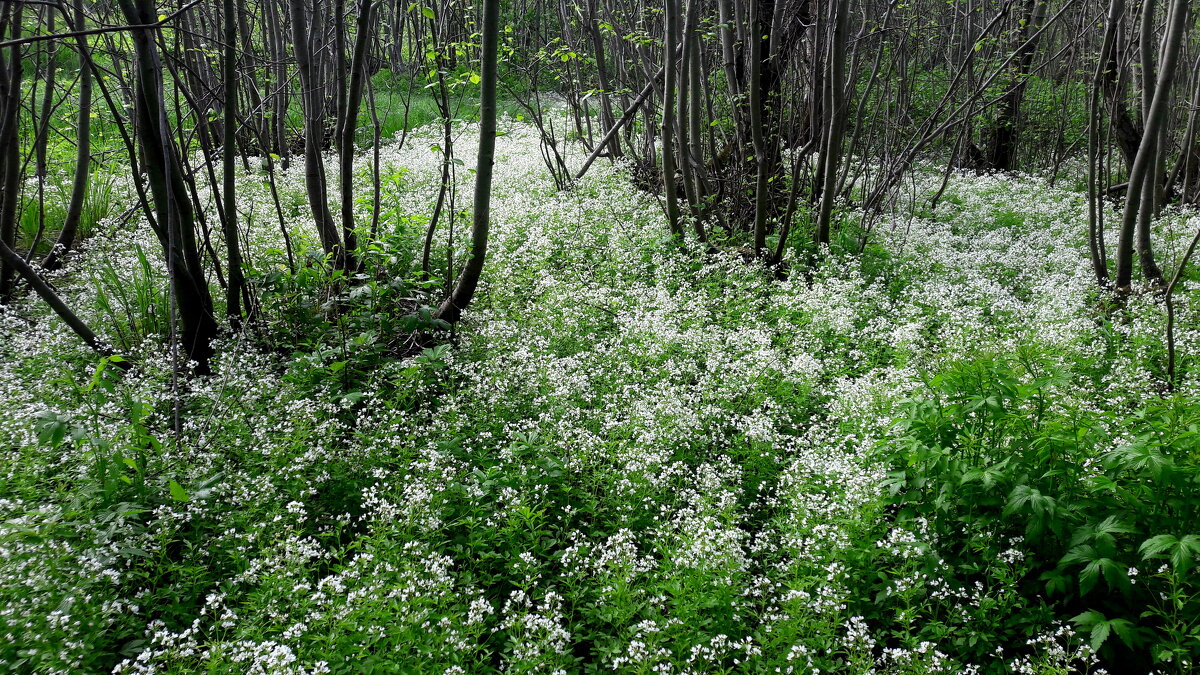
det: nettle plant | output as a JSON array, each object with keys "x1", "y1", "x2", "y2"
[{"x1": 876, "y1": 355, "x2": 1200, "y2": 672}]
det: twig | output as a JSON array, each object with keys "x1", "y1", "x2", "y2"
[
  {"x1": 0, "y1": 0, "x2": 203, "y2": 49},
  {"x1": 1165, "y1": 223, "x2": 1200, "y2": 391}
]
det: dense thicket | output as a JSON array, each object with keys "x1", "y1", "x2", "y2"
[{"x1": 4, "y1": 0, "x2": 1200, "y2": 338}]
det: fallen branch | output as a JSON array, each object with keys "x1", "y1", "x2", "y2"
[
  {"x1": 0, "y1": 239, "x2": 129, "y2": 368},
  {"x1": 574, "y1": 42, "x2": 683, "y2": 182}
]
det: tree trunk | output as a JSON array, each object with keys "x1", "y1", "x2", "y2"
[
  {"x1": 290, "y1": 0, "x2": 349, "y2": 267},
  {"x1": 749, "y1": 0, "x2": 769, "y2": 255},
  {"x1": 340, "y1": 0, "x2": 377, "y2": 269},
  {"x1": 44, "y1": 0, "x2": 92, "y2": 271},
  {"x1": 661, "y1": 0, "x2": 683, "y2": 237},
  {"x1": 1086, "y1": 0, "x2": 1123, "y2": 286},
  {"x1": 116, "y1": 0, "x2": 219, "y2": 373},
  {"x1": 0, "y1": 3, "x2": 21, "y2": 302},
  {"x1": 984, "y1": 0, "x2": 1047, "y2": 171},
  {"x1": 1114, "y1": 0, "x2": 1186, "y2": 289},
  {"x1": 436, "y1": 0, "x2": 499, "y2": 323},
  {"x1": 816, "y1": 0, "x2": 850, "y2": 246},
  {"x1": 223, "y1": 0, "x2": 247, "y2": 325}
]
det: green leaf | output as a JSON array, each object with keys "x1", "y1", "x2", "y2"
[
  {"x1": 1071, "y1": 611, "x2": 1104, "y2": 627},
  {"x1": 1099, "y1": 557, "x2": 1131, "y2": 596},
  {"x1": 422, "y1": 6, "x2": 435, "y2": 19},
  {"x1": 1003, "y1": 483, "x2": 1034, "y2": 516},
  {"x1": 1140, "y1": 534, "x2": 1179, "y2": 559},
  {"x1": 1041, "y1": 567, "x2": 1072, "y2": 595},
  {"x1": 1079, "y1": 559, "x2": 1101, "y2": 595},
  {"x1": 1171, "y1": 537, "x2": 1196, "y2": 574},
  {"x1": 1180, "y1": 534, "x2": 1200, "y2": 557},
  {"x1": 1095, "y1": 515, "x2": 1134, "y2": 536},
  {"x1": 87, "y1": 358, "x2": 111, "y2": 392},
  {"x1": 36, "y1": 413, "x2": 68, "y2": 447},
  {"x1": 1073, "y1": 610, "x2": 1136, "y2": 652},
  {"x1": 1089, "y1": 621, "x2": 1111, "y2": 651},
  {"x1": 168, "y1": 480, "x2": 189, "y2": 502},
  {"x1": 1109, "y1": 618, "x2": 1136, "y2": 648}
]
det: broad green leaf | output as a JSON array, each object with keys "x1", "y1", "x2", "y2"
[
  {"x1": 1089, "y1": 621, "x2": 1111, "y2": 651},
  {"x1": 1140, "y1": 534, "x2": 1178, "y2": 559},
  {"x1": 168, "y1": 480, "x2": 189, "y2": 502},
  {"x1": 1079, "y1": 559, "x2": 1101, "y2": 595},
  {"x1": 1110, "y1": 618, "x2": 1136, "y2": 648}
]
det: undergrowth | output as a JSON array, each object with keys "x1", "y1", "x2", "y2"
[{"x1": 1, "y1": 122, "x2": 1199, "y2": 673}]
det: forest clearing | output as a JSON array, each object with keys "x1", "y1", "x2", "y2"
[{"x1": 2, "y1": 0, "x2": 1200, "y2": 672}]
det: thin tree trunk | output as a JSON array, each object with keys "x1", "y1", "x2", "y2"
[
  {"x1": 675, "y1": 0, "x2": 698, "y2": 225},
  {"x1": 684, "y1": 0, "x2": 709, "y2": 241},
  {"x1": 1165, "y1": 223, "x2": 1200, "y2": 390},
  {"x1": 717, "y1": 0, "x2": 745, "y2": 152},
  {"x1": 0, "y1": 238, "x2": 128, "y2": 366},
  {"x1": 984, "y1": 0, "x2": 1046, "y2": 171},
  {"x1": 749, "y1": 0, "x2": 769, "y2": 255},
  {"x1": 661, "y1": 0, "x2": 683, "y2": 237},
  {"x1": 584, "y1": 0, "x2": 620, "y2": 158},
  {"x1": 116, "y1": 0, "x2": 219, "y2": 373},
  {"x1": 0, "y1": 3, "x2": 21, "y2": 301},
  {"x1": 436, "y1": 0, "x2": 499, "y2": 323},
  {"x1": 421, "y1": 20, "x2": 454, "y2": 280},
  {"x1": 289, "y1": 0, "x2": 347, "y2": 267},
  {"x1": 1087, "y1": 0, "x2": 1123, "y2": 286},
  {"x1": 339, "y1": 0, "x2": 376, "y2": 269},
  {"x1": 1114, "y1": 0, "x2": 1185, "y2": 289},
  {"x1": 29, "y1": 7, "x2": 59, "y2": 260},
  {"x1": 44, "y1": 0, "x2": 92, "y2": 271},
  {"x1": 575, "y1": 60, "x2": 670, "y2": 181},
  {"x1": 223, "y1": 0, "x2": 247, "y2": 325},
  {"x1": 815, "y1": 0, "x2": 850, "y2": 246}
]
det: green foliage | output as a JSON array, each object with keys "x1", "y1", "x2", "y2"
[
  {"x1": 89, "y1": 243, "x2": 171, "y2": 350},
  {"x1": 250, "y1": 248, "x2": 450, "y2": 405},
  {"x1": 5, "y1": 354, "x2": 235, "y2": 671},
  {"x1": 17, "y1": 172, "x2": 117, "y2": 256},
  {"x1": 6, "y1": 112, "x2": 1200, "y2": 673},
  {"x1": 368, "y1": 68, "x2": 528, "y2": 141},
  {"x1": 875, "y1": 356, "x2": 1200, "y2": 671}
]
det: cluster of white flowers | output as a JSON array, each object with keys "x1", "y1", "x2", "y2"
[{"x1": 2, "y1": 115, "x2": 1193, "y2": 672}]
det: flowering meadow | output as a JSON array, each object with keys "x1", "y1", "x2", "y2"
[{"x1": 2, "y1": 121, "x2": 1200, "y2": 673}]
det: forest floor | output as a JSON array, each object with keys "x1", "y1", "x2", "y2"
[{"x1": 2, "y1": 121, "x2": 1200, "y2": 673}]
